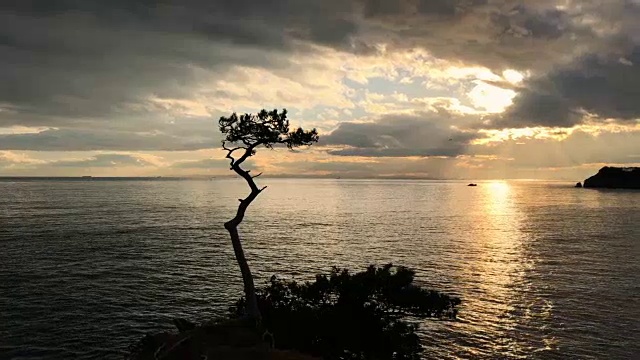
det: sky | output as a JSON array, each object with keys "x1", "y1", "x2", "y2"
[{"x1": 1, "y1": 0, "x2": 639, "y2": 180}]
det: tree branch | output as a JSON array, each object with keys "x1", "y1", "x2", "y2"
[
  {"x1": 225, "y1": 142, "x2": 265, "y2": 227},
  {"x1": 222, "y1": 141, "x2": 245, "y2": 168},
  {"x1": 222, "y1": 141, "x2": 245, "y2": 153},
  {"x1": 235, "y1": 142, "x2": 260, "y2": 168}
]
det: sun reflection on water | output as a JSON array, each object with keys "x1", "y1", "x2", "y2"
[
  {"x1": 454, "y1": 181, "x2": 556, "y2": 357},
  {"x1": 486, "y1": 181, "x2": 510, "y2": 199}
]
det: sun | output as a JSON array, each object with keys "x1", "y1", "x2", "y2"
[{"x1": 468, "y1": 81, "x2": 517, "y2": 113}]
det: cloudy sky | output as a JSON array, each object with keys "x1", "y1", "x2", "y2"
[{"x1": 1, "y1": 0, "x2": 639, "y2": 179}]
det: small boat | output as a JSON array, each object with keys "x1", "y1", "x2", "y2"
[{"x1": 467, "y1": 183, "x2": 478, "y2": 187}]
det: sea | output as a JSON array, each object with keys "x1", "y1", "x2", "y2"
[{"x1": 0, "y1": 178, "x2": 638, "y2": 359}]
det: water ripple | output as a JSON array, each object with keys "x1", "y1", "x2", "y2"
[{"x1": 1, "y1": 179, "x2": 639, "y2": 359}]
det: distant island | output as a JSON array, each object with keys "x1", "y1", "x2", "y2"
[{"x1": 583, "y1": 166, "x2": 640, "y2": 189}]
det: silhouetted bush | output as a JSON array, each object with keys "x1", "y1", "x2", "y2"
[{"x1": 232, "y1": 264, "x2": 461, "y2": 360}]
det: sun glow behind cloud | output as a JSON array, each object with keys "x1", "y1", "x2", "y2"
[
  {"x1": 467, "y1": 81, "x2": 517, "y2": 113},
  {"x1": 474, "y1": 127, "x2": 574, "y2": 145}
]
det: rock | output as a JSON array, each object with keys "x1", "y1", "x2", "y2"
[
  {"x1": 467, "y1": 183, "x2": 477, "y2": 187},
  {"x1": 128, "y1": 319, "x2": 321, "y2": 360},
  {"x1": 173, "y1": 318, "x2": 196, "y2": 333},
  {"x1": 575, "y1": 182, "x2": 582, "y2": 188},
  {"x1": 583, "y1": 166, "x2": 640, "y2": 189}
]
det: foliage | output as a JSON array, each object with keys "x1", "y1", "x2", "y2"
[
  {"x1": 219, "y1": 109, "x2": 319, "y2": 150},
  {"x1": 232, "y1": 264, "x2": 461, "y2": 360}
]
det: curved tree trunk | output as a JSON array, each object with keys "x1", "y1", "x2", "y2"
[
  {"x1": 224, "y1": 221, "x2": 260, "y2": 321},
  {"x1": 223, "y1": 145, "x2": 265, "y2": 322}
]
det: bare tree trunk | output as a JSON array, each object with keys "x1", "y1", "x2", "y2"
[
  {"x1": 224, "y1": 221, "x2": 261, "y2": 321},
  {"x1": 223, "y1": 144, "x2": 265, "y2": 322}
]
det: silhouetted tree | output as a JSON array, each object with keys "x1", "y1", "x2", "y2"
[
  {"x1": 219, "y1": 109, "x2": 319, "y2": 322},
  {"x1": 232, "y1": 264, "x2": 461, "y2": 359}
]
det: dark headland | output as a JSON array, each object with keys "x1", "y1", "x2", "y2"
[{"x1": 583, "y1": 166, "x2": 640, "y2": 189}]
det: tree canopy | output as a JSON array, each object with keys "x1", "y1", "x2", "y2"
[{"x1": 219, "y1": 109, "x2": 318, "y2": 151}]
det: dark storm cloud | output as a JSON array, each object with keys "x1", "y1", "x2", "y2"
[
  {"x1": 492, "y1": 47, "x2": 640, "y2": 128},
  {"x1": 359, "y1": 0, "x2": 640, "y2": 129},
  {"x1": 359, "y1": 0, "x2": 596, "y2": 71},
  {"x1": 0, "y1": 0, "x2": 359, "y2": 129},
  {"x1": 0, "y1": 0, "x2": 620, "y2": 123},
  {"x1": 323, "y1": 112, "x2": 481, "y2": 157},
  {"x1": 1, "y1": 0, "x2": 639, "y2": 152},
  {"x1": 0, "y1": 128, "x2": 214, "y2": 151},
  {"x1": 492, "y1": 90, "x2": 583, "y2": 128},
  {"x1": 481, "y1": 1, "x2": 640, "y2": 128},
  {"x1": 0, "y1": 7, "x2": 286, "y2": 126}
]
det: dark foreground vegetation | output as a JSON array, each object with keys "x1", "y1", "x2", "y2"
[{"x1": 127, "y1": 264, "x2": 460, "y2": 360}]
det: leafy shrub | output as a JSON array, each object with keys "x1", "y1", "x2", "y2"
[{"x1": 232, "y1": 264, "x2": 460, "y2": 360}]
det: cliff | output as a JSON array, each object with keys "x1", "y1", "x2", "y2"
[{"x1": 583, "y1": 167, "x2": 640, "y2": 189}]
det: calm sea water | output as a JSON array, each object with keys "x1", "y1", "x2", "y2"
[{"x1": 0, "y1": 178, "x2": 638, "y2": 359}]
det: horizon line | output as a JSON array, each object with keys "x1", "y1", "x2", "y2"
[{"x1": 0, "y1": 175, "x2": 572, "y2": 182}]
